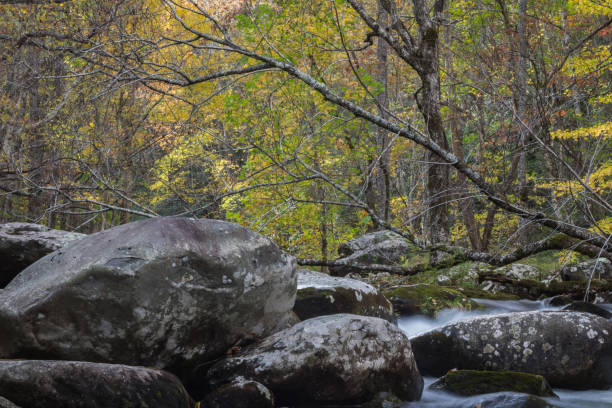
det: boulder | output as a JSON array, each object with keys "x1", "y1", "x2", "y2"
[
  {"x1": 383, "y1": 284, "x2": 480, "y2": 317},
  {"x1": 207, "y1": 314, "x2": 423, "y2": 405},
  {"x1": 294, "y1": 269, "x2": 394, "y2": 321},
  {"x1": 411, "y1": 311, "x2": 612, "y2": 388},
  {"x1": 0, "y1": 222, "x2": 84, "y2": 288},
  {"x1": 547, "y1": 295, "x2": 572, "y2": 307},
  {"x1": 331, "y1": 230, "x2": 414, "y2": 276},
  {"x1": 561, "y1": 258, "x2": 612, "y2": 281},
  {"x1": 338, "y1": 230, "x2": 409, "y2": 257},
  {"x1": 0, "y1": 360, "x2": 192, "y2": 408},
  {"x1": 429, "y1": 370, "x2": 557, "y2": 397},
  {"x1": 494, "y1": 264, "x2": 540, "y2": 281},
  {"x1": 0, "y1": 217, "x2": 297, "y2": 380},
  {"x1": 0, "y1": 397, "x2": 20, "y2": 408},
  {"x1": 562, "y1": 301, "x2": 612, "y2": 319},
  {"x1": 203, "y1": 377, "x2": 274, "y2": 408}
]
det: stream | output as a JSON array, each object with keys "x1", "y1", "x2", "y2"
[{"x1": 396, "y1": 298, "x2": 612, "y2": 408}]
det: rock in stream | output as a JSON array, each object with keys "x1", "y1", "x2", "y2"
[
  {"x1": 411, "y1": 310, "x2": 612, "y2": 389},
  {"x1": 206, "y1": 314, "x2": 424, "y2": 405}
]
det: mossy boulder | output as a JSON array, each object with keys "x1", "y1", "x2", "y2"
[
  {"x1": 411, "y1": 311, "x2": 612, "y2": 389},
  {"x1": 429, "y1": 370, "x2": 557, "y2": 397},
  {"x1": 445, "y1": 261, "x2": 488, "y2": 284},
  {"x1": 456, "y1": 287, "x2": 520, "y2": 301},
  {"x1": 383, "y1": 284, "x2": 481, "y2": 316},
  {"x1": 295, "y1": 270, "x2": 394, "y2": 321},
  {"x1": 493, "y1": 264, "x2": 541, "y2": 281}
]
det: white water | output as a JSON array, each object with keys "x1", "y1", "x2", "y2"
[{"x1": 397, "y1": 298, "x2": 612, "y2": 408}]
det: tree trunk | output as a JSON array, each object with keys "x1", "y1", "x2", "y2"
[
  {"x1": 375, "y1": 0, "x2": 391, "y2": 225},
  {"x1": 515, "y1": 0, "x2": 530, "y2": 243}
]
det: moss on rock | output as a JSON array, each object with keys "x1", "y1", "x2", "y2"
[{"x1": 383, "y1": 284, "x2": 483, "y2": 316}]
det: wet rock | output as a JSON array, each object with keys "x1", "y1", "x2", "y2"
[
  {"x1": 203, "y1": 377, "x2": 274, "y2": 408},
  {"x1": 547, "y1": 295, "x2": 572, "y2": 307},
  {"x1": 0, "y1": 217, "x2": 297, "y2": 381},
  {"x1": 0, "y1": 222, "x2": 84, "y2": 288},
  {"x1": 455, "y1": 393, "x2": 558, "y2": 408},
  {"x1": 383, "y1": 284, "x2": 480, "y2": 317},
  {"x1": 294, "y1": 269, "x2": 394, "y2": 321},
  {"x1": 0, "y1": 360, "x2": 192, "y2": 408},
  {"x1": 561, "y1": 258, "x2": 612, "y2": 281},
  {"x1": 411, "y1": 311, "x2": 612, "y2": 389},
  {"x1": 363, "y1": 392, "x2": 403, "y2": 408},
  {"x1": 207, "y1": 314, "x2": 423, "y2": 405},
  {"x1": 429, "y1": 370, "x2": 557, "y2": 397},
  {"x1": 562, "y1": 301, "x2": 612, "y2": 319},
  {"x1": 331, "y1": 230, "x2": 414, "y2": 276}
]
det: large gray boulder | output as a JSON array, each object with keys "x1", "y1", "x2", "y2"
[
  {"x1": 0, "y1": 360, "x2": 192, "y2": 408},
  {"x1": 294, "y1": 269, "x2": 394, "y2": 321},
  {"x1": 0, "y1": 222, "x2": 84, "y2": 287},
  {"x1": 331, "y1": 230, "x2": 414, "y2": 276},
  {"x1": 411, "y1": 311, "x2": 612, "y2": 389},
  {"x1": 0, "y1": 217, "x2": 297, "y2": 379},
  {"x1": 561, "y1": 258, "x2": 612, "y2": 281},
  {"x1": 207, "y1": 314, "x2": 423, "y2": 405}
]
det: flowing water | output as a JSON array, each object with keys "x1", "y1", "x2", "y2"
[{"x1": 396, "y1": 298, "x2": 612, "y2": 408}]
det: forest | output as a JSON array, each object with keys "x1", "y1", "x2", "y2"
[{"x1": 1, "y1": 0, "x2": 611, "y2": 270}]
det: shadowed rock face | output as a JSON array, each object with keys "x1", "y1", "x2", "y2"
[
  {"x1": 203, "y1": 377, "x2": 275, "y2": 408},
  {"x1": 429, "y1": 370, "x2": 557, "y2": 397},
  {"x1": 0, "y1": 360, "x2": 192, "y2": 408},
  {"x1": 411, "y1": 311, "x2": 612, "y2": 389},
  {"x1": 207, "y1": 314, "x2": 423, "y2": 405},
  {"x1": 294, "y1": 269, "x2": 394, "y2": 321},
  {"x1": 0, "y1": 396, "x2": 20, "y2": 408},
  {"x1": 0, "y1": 217, "x2": 297, "y2": 380},
  {"x1": 0, "y1": 223, "x2": 85, "y2": 288},
  {"x1": 561, "y1": 258, "x2": 612, "y2": 281}
]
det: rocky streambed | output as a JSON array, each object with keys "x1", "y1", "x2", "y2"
[
  {"x1": 0, "y1": 220, "x2": 610, "y2": 407},
  {"x1": 399, "y1": 298, "x2": 612, "y2": 407}
]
